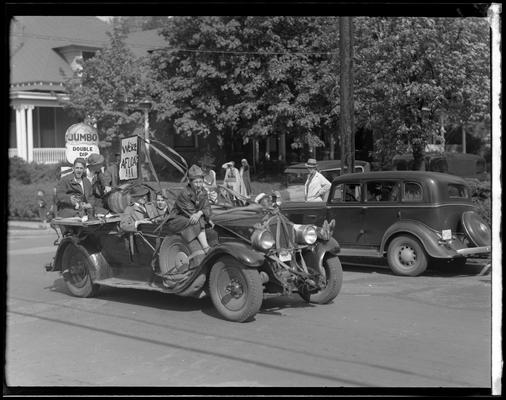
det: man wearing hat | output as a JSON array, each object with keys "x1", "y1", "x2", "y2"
[
  {"x1": 87, "y1": 153, "x2": 113, "y2": 212},
  {"x1": 167, "y1": 165, "x2": 212, "y2": 252},
  {"x1": 304, "y1": 158, "x2": 331, "y2": 202}
]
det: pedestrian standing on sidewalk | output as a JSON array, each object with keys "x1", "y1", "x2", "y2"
[
  {"x1": 239, "y1": 159, "x2": 252, "y2": 197},
  {"x1": 304, "y1": 158, "x2": 331, "y2": 202}
]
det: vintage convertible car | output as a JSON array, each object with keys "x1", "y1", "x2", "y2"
[
  {"x1": 281, "y1": 171, "x2": 491, "y2": 276},
  {"x1": 46, "y1": 183, "x2": 343, "y2": 322}
]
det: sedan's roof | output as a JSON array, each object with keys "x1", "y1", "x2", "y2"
[
  {"x1": 284, "y1": 159, "x2": 369, "y2": 174},
  {"x1": 331, "y1": 170, "x2": 468, "y2": 185}
]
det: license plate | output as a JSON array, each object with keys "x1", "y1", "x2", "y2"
[
  {"x1": 279, "y1": 252, "x2": 292, "y2": 262},
  {"x1": 442, "y1": 229, "x2": 452, "y2": 240}
]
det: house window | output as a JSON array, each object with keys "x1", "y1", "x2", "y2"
[
  {"x1": 82, "y1": 51, "x2": 96, "y2": 61},
  {"x1": 34, "y1": 107, "x2": 78, "y2": 148}
]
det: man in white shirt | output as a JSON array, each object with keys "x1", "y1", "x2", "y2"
[{"x1": 304, "y1": 158, "x2": 331, "y2": 202}]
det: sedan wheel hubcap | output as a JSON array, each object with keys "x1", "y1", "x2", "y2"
[{"x1": 399, "y1": 245, "x2": 416, "y2": 265}]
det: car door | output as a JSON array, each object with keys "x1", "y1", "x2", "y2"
[
  {"x1": 326, "y1": 181, "x2": 366, "y2": 247},
  {"x1": 360, "y1": 179, "x2": 401, "y2": 247}
]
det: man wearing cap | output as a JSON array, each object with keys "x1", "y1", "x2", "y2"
[
  {"x1": 304, "y1": 158, "x2": 331, "y2": 202},
  {"x1": 167, "y1": 165, "x2": 212, "y2": 252},
  {"x1": 123, "y1": 185, "x2": 152, "y2": 228},
  {"x1": 87, "y1": 153, "x2": 113, "y2": 211},
  {"x1": 255, "y1": 192, "x2": 272, "y2": 208}
]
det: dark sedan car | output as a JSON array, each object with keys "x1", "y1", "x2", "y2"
[{"x1": 281, "y1": 171, "x2": 491, "y2": 276}]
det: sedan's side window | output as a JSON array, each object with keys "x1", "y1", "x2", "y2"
[
  {"x1": 344, "y1": 183, "x2": 361, "y2": 202},
  {"x1": 329, "y1": 183, "x2": 361, "y2": 203},
  {"x1": 330, "y1": 184, "x2": 343, "y2": 202},
  {"x1": 366, "y1": 181, "x2": 400, "y2": 202},
  {"x1": 403, "y1": 182, "x2": 423, "y2": 201}
]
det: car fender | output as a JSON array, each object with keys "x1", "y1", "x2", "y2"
[
  {"x1": 312, "y1": 238, "x2": 341, "y2": 267},
  {"x1": 54, "y1": 236, "x2": 112, "y2": 281},
  {"x1": 380, "y1": 220, "x2": 460, "y2": 259},
  {"x1": 202, "y1": 241, "x2": 266, "y2": 270}
]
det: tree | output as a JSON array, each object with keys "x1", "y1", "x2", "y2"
[
  {"x1": 61, "y1": 26, "x2": 149, "y2": 150},
  {"x1": 146, "y1": 16, "x2": 340, "y2": 152},
  {"x1": 354, "y1": 17, "x2": 490, "y2": 169}
]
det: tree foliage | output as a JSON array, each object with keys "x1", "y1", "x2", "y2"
[
  {"x1": 61, "y1": 16, "x2": 490, "y2": 169},
  {"x1": 354, "y1": 17, "x2": 490, "y2": 168},
  {"x1": 146, "y1": 16, "x2": 339, "y2": 148},
  {"x1": 61, "y1": 26, "x2": 149, "y2": 147}
]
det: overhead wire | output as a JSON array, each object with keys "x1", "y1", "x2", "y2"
[{"x1": 10, "y1": 32, "x2": 338, "y2": 55}]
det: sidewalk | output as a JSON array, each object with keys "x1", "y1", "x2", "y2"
[{"x1": 8, "y1": 220, "x2": 55, "y2": 233}]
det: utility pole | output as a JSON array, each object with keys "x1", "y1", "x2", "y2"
[{"x1": 339, "y1": 16, "x2": 355, "y2": 174}]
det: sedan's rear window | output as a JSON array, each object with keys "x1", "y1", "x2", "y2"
[
  {"x1": 403, "y1": 182, "x2": 423, "y2": 202},
  {"x1": 448, "y1": 184, "x2": 469, "y2": 198}
]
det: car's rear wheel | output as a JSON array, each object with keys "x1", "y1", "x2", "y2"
[
  {"x1": 387, "y1": 235, "x2": 428, "y2": 276},
  {"x1": 61, "y1": 244, "x2": 99, "y2": 297},
  {"x1": 299, "y1": 255, "x2": 343, "y2": 304},
  {"x1": 208, "y1": 256, "x2": 263, "y2": 322}
]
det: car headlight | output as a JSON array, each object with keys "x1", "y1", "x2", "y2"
[
  {"x1": 251, "y1": 229, "x2": 275, "y2": 251},
  {"x1": 293, "y1": 224, "x2": 317, "y2": 245}
]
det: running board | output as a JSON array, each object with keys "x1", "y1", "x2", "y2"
[
  {"x1": 94, "y1": 277, "x2": 169, "y2": 293},
  {"x1": 338, "y1": 248, "x2": 384, "y2": 258}
]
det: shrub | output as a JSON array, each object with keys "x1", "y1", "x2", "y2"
[
  {"x1": 8, "y1": 179, "x2": 57, "y2": 220},
  {"x1": 465, "y1": 178, "x2": 492, "y2": 226},
  {"x1": 8, "y1": 157, "x2": 66, "y2": 185}
]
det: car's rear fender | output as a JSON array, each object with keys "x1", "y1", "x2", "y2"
[
  {"x1": 380, "y1": 220, "x2": 463, "y2": 259},
  {"x1": 53, "y1": 236, "x2": 112, "y2": 280}
]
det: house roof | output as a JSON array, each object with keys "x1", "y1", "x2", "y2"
[
  {"x1": 10, "y1": 16, "x2": 111, "y2": 89},
  {"x1": 10, "y1": 16, "x2": 168, "y2": 95},
  {"x1": 124, "y1": 28, "x2": 167, "y2": 58}
]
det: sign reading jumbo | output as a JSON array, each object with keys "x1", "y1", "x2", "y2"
[{"x1": 65, "y1": 123, "x2": 100, "y2": 163}]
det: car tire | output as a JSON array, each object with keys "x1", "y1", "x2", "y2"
[
  {"x1": 61, "y1": 244, "x2": 100, "y2": 297},
  {"x1": 387, "y1": 235, "x2": 428, "y2": 276},
  {"x1": 208, "y1": 256, "x2": 263, "y2": 322},
  {"x1": 299, "y1": 255, "x2": 343, "y2": 304}
]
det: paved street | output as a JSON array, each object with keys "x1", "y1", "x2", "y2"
[{"x1": 5, "y1": 228, "x2": 492, "y2": 389}]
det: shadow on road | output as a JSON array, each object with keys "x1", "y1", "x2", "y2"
[
  {"x1": 46, "y1": 277, "x2": 315, "y2": 321},
  {"x1": 341, "y1": 257, "x2": 490, "y2": 278}
]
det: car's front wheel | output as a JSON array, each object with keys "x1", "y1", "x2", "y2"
[
  {"x1": 61, "y1": 244, "x2": 99, "y2": 297},
  {"x1": 387, "y1": 235, "x2": 428, "y2": 276},
  {"x1": 208, "y1": 256, "x2": 263, "y2": 322}
]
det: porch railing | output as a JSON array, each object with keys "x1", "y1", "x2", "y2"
[{"x1": 33, "y1": 148, "x2": 67, "y2": 164}]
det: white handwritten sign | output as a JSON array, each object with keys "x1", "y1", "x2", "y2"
[
  {"x1": 119, "y1": 136, "x2": 139, "y2": 181},
  {"x1": 64, "y1": 123, "x2": 99, "y2": 163}
]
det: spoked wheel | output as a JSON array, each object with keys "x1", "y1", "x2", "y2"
[
  {"x1": 159, "y1": 235, "x2": 204, "y2": 275},
  {"x1": 61, "y1": 244, "x2": 99, "y2": 297},
  {"x1": 299, "y1": 255, "x2": 343, "y2": 304},
  {"x1": 209, "y1": 256, "x2": 263, "y2": 322},
  {"x1": 387, "y1": 235, "x2": 428, "y2": 276}
]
